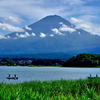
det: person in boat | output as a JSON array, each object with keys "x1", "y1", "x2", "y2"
[
  {"x1": 96, "y1": 74, "x2": 98, "y2": 77},
  {"x1": 14, "y1": 74, "x2": 18, "y2": 80},
  {"x1": 14, "y1": 74, "x2": 16, "y2": 78},
  {"x1": 8, "y1": 74, "x2": 11, "y2": 78},
  {"x1": 89, "y1": 74, "x2": 92, "y2": 77}
]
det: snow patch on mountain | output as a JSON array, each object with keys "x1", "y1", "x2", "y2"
[
  {"x1": 0, "y1": 35, "x2": 7, "y2": 39},
  {"x1": 25, "y1": 26, "x2": 32, "y2": 31},
  {"x1": 14, "y1": 32, "x2": 31, "y2": 38},
  {"x1": 49, "y1": 34, "x2": 54, "y2": 37},
  {"x1": 32, "y1": 32, "x2": 36, "y2": 36},
  {"x1": 25, "y1": 32, "x2": 30, "y2": 36},
  {"x1": 59, "y1": 22, "x2": 76, "y2": 33},
  {"x1": 40, "y1": 33, "x2": 46, "y2": 38},
  {"x1": 0, "y1": 35, "x2": 10, "y2": 39},
  {"x1": 17, "y1": 34, "x2": 27, "y2": 38},
  {"x1": 51, "y1": 28, "x2": 63, "y2": 35},
  {"x1": 51, "y1": 22, "x2": 76, "y2": 36}
]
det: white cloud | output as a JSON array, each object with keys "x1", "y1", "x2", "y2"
[
  {"x1": 0, "y1": 35, "x2": 6, "y2": 39},
  {"x1": 70, "y1": 17, "x2": 90, "y2": 29},
  {"x1": 52, "y1": 28, "x2": 61, "y2": 34},
  {"x1": 50, "y1": 34, "x2": 54, "y2": 37},
  {"x1": 25, "y1": 26, "x2": 32, "y2": 31},
  {"x1": 40, "y1": 32, "x2": 46, "y2": 38},
  {"x1": 0, "y1": 0, "x2": 99, "y2": 21},
  {"x1": 78, "y1": 32, "x2": 81, "y2": 35},
  {"x1": 5, "y1": 16, "x2": 23, "y2": 24},
  {"x1": 59, "y1": 22, "x2": 76, "y2": 33},
  {"x1": 0, "y1": 0, "x2": 94, "y2": 21},
  {"x1": 16, "y1": 33, "x2": 19, "y2": 37},
  {"x1": 52, "y1": 22, "x2": 76, "y2": 35},
  {"x1": 70, "y1": 17, "x2": 80, "y2": 23},
  {"x1": 32, "y1": 32, "x2": 36, "y2": 36},
  {"x1": 0, "y1": 0, "x2": 100, "y2": 36},
  {"x1": 15, "y1": 32, "x2": 30, "y2": 38},
  {"x1": 0, "y1": 0, "x2": 63, "y2": 19},
  {"x1": 70, "y1": 17, "x2": 100, "y2": 35},
  {"x1": 25, "y1": 32, "x2": 30, "y2": 36},
  {"x1": 0, "y1": 23, "x2": 25, "y2": 32},
  {"x1": 0, "y1": 35, "x2": 10, "y2": 39},
  {"x1": 17, "y1": 34, "x2": 27, "y2": 38}
]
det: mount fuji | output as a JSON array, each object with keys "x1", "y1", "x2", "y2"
[{"x1": 0, "y1": 15, "x2": 100, "y2": 59}]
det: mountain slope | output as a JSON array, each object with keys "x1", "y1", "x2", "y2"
[
  {"x1": 7, "y1": 15, "x2": 73, "y2": 37},
  {"x1": 0, "y1": 15, "x2": 100, "y2": 59}
]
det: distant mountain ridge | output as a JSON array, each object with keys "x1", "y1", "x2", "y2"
[{"x1": 0, "y1": 15, "x2": 100, "y2": 59}]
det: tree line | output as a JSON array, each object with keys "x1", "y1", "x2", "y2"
[
  {"x1": 0, "y1": 58, "x2": 64, "y2": 66},
  {"x1": 63, "y1": 54, "x2": 100, "y2": 67}
]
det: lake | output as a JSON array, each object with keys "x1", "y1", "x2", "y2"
[{"x1": 0, "y1": 66, "x2": 100, "y2": 83}]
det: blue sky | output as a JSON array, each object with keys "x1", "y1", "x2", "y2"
[{"x1": 0, "y1": 0, "x2": 100, "y2": 35}]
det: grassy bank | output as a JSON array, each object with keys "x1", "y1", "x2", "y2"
[{"x1": 0, "y1": 79, "x2": 100, "y2": 100}]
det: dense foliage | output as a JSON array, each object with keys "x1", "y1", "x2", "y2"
[
  {"x1": 0, "y1": 79, "x2": 100, "y2": 100},
  {"x1": 32, "y1": 59, "x2": 64, "y2": 66},
  {"x1": 63, "y1": 54, "x2": 100, "y2": 67}
]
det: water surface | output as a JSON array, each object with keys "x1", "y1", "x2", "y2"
[{"x1": 0, "y1": 66, "x2": 100, "y2": 83}]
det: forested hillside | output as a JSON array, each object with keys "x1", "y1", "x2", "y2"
[{"x1": 63, "y1": 54, "x2": 100, "y2": 67}]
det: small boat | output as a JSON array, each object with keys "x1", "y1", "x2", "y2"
[
  {"x1": 88, "y1": 74, "x2": 99, "y2": 79},
  {"x1": 6, "y1": 74, "x2": 18, "y2": 80}
]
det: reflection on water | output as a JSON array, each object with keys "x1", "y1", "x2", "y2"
[{"x1": 0, "y1": 66, "x2": 100, "y2": 83}]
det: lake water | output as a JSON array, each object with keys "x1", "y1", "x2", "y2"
[{"x1": 0, "y1": 66, "x2": 100, "y2": 83}]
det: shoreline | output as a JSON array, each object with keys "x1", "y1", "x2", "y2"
[{"x1": 0, "y1": 65, "x2": 99, "y2": 68}]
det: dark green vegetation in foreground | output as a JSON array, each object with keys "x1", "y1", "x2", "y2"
[
  {"x1": 63, "y1": 54, "x2": 100, "y2": 67},
  {"x1": 0, "y1": 79, "x2": 100, "y2": 100}
]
